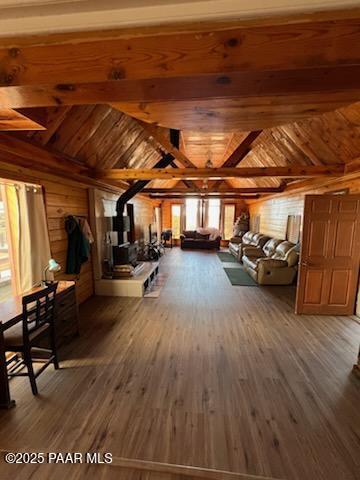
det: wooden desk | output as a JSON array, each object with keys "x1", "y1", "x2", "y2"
[{"x1": 0, "y1": 281, "x2": 78, "y2": 409}]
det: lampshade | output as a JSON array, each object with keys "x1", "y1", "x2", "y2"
[{"x1": 48, "y1": 258, "x2": 61, "y2": 273}]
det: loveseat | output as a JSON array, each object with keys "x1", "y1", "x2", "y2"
[
  {"x1": 229, "y1": 231, "x2": 270, "y2": 262},
  {"x1": 180, "y1": 230, "x2": 221, "y2": 249},
  {"x1": 242, "y1": 238, "x2": 299, "y2": 285}
]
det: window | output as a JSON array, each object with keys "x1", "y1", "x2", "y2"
[
  {"x1": 207, "y1": 199, "x2": 220, "y2": 230},
  {"x1": 185, "y1": 198, "x2": 198, "y2": 230},
  {"x1": 223, "y1": 204, "x2": 235, "y2": 240},
  {"x1": 0, "y1": 188, "x2": 12, "y2": 302},
  {"x1": 0, "y1": 181, "x2": 52, "y2": 301},
  {"x1": 171, "y1": 204, "x2": 181, "y2": 239}
]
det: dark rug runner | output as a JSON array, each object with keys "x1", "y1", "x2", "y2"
[
  {"x1": 223, "y1": 267, "x2": 258, "y2": 286},
  {"x1": 217, "y1": 252, "x2": 238, "y2": 263}
]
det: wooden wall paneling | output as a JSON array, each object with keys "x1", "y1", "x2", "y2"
[
  {"x1": 90, "y1": 188, "x2": 160, "y2": 279},
  {"x1": 248, "y1": 173, "x2": 360, "y2": 240},
  {"x1": 43, "y1": 181, "x2": 95, "y2": 304}
]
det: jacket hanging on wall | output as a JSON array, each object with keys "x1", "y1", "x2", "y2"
[{"x1": 65, "y1": 215, "x2": 92, "y2": 275}]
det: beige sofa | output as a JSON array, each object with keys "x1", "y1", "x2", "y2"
[
  {"x1": 229, "y1": 231, "x2": 270, "y2": 262},
  {"x1": 242, "y1": 238, "x2": 299, "y2": 285}
]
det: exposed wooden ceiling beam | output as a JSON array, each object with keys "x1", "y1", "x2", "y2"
[
  {"x1": 134, "y1": 121, "x2": 202, "y2": 191},
  {"x1": 220, "y1": 131, "x2": 262, "y2": 168},
  {"x1": 116, "y1": 129, "x2": 184, "y2": 208},
  {"x1": 1, "y1": 15, "x2": 359, "y2": 89},
  {"x1": 133, "y1": 121, "x2": 198, "y2": 169},
  {"x1": 0, "y1": 7, "x2": 360, "y2": 130},
  {"x1": 0, "y1": 108, "x2": 45, "y2": 131},
  {"x1": 1, "y1": 66, "x2": 359, "y2": 110},
  {"x1": 0, "y1": 134, "x2": 128, "y2": 193},
  {"x1": 117, "y1": 153, "x2": 175, "y2": 209},
  {"x1": 212, "y1": 131, "x2": 262, "y2": 190},
  {"x1": 142, "y1": 187, "x2": 283, "y2": 194},
  {"x1": 30, "y1": 106, "x2": 72, "y2": 145},
  {"x1": 96, "y1": 165, "x2": 344, "y2": 181},
  {"x1": 344, "y1": 157, "x2": 360, "y2": 175},
  {"x1": 0, "y1": 132, "x2": 83, "y2": 174}
]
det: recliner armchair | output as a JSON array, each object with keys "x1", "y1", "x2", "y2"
[
  {"x1": 242, "y1": 239, "x2": 299, "y2": 285},
  {"x1": 229, "y1": 231, "x2": 270, "y2": 262}
]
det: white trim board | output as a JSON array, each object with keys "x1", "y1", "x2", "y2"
[{"x1": 0, "y1": 0, "x2": 359, "y2": 37}]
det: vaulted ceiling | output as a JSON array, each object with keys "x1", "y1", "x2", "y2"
[
  {"x1": 1, "y1": 8, "x2": 359, "y2": 198},
  {"x1": 20, "y1": 100, "x2": 360, "y2": 194}
]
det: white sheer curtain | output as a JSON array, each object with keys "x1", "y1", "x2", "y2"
[{"x1": 3, "y1": 183, "x2": 52, "y2": 294}]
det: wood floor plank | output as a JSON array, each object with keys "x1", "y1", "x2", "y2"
[{"x1": 0, "y1": 249, "x2": 359, "y2": 480}]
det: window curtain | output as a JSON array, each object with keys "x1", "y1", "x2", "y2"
[
  {"x1": 203, "y1": 200, "x2": 208, "y2": 228},
  {"x1": 155, "y1": 206, "x2": 162, "y2": 242},
  {"x1": 3, "y1": 184, "x2": 52, "y2": 294},
  {"x1": 180, "y1": 204, "x2": 185, "y2": 233},
  {"x1": 219, "y1": 202, "x2": 225, "y2": 237},
  {"x1": 196, "y1": 199, "x2": 201, "y2": 229}
]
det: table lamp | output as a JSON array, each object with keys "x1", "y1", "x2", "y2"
[{"x1": 43, "y1": 258, "x2": 61, "y2": 286}]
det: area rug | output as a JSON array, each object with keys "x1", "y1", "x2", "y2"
[
  {"x1": 223, "y1": 267, "x2": 258, "y2": 286},
  {"x1": 217, "y1": 252, "x2": 237, "y2": 263}
]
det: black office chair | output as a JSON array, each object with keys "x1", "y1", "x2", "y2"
[{"x1": 4, "y1": 283, "x2": 59, "y2": 395}]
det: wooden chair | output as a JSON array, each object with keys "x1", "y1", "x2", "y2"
[{"x1": 4, "y1": 284, "x2": 59, "y2": 395}]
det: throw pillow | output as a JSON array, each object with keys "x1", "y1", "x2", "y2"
[
  {"x1": 183, "y1": 230, "x2": 196, "y2": 238},
  {"x1": 195, "y1": 232, "x2": 210, "y2": 240}
]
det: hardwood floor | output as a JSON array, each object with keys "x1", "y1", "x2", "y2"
[{"x1": 0, "y1": 248, "x2": 359, "y2": 479}]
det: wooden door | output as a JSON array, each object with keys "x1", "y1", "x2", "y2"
[{"x1": 296, "y1": 195, "x2": 360, "y2": 315}]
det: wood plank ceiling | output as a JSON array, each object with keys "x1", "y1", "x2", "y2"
[
  {"x1": 2, "y1": 10, "x2": 359, "y2": 197},
  {"x1": 22, "y1": 100, "x2": 360, "y2": 194}
]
